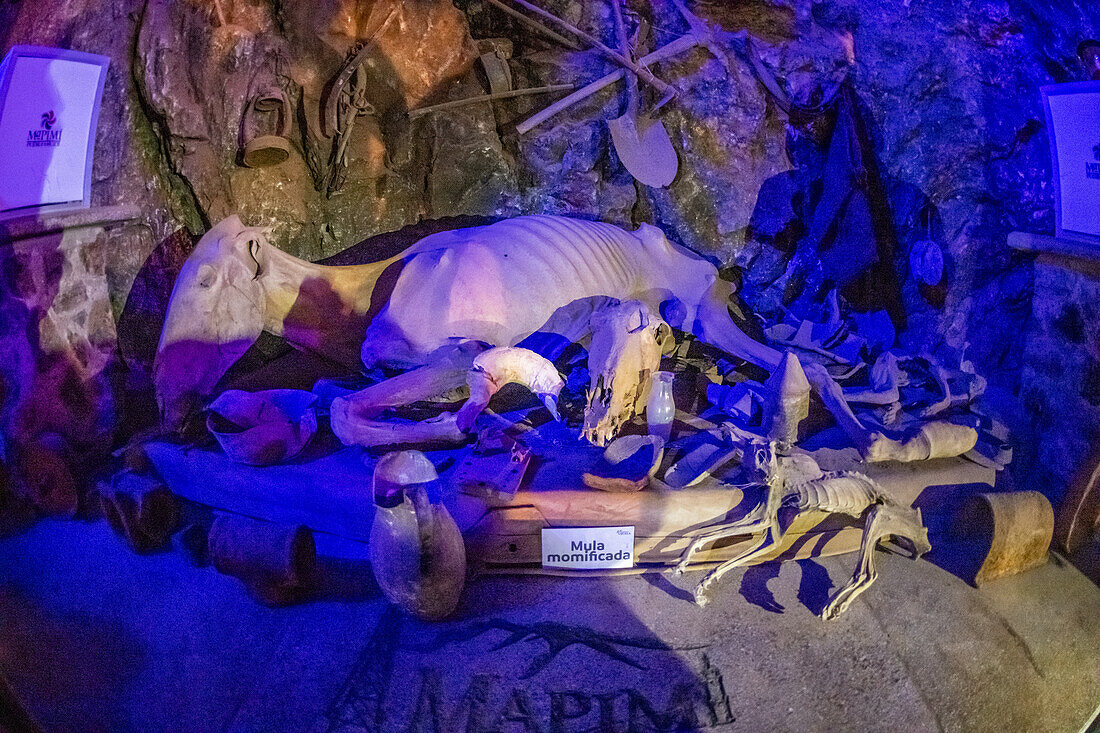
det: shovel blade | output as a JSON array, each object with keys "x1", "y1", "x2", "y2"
[{"x1": 609, "y1": 114, "x2": 678, "y2": 187}]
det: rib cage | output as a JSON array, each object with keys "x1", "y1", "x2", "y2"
[{"x1": 783, "y1": 471, "x2": 881, "y2": 517}]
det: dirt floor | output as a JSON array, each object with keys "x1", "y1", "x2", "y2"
[{"x1": 1, "y1": 517, "x2": 1098, "y2": 732}]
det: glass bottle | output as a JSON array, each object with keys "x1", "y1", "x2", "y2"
[{"x1": 646, "y1": 371, "x2": 675, "y2": 442}]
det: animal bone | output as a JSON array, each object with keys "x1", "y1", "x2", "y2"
[
  {"x1": 675, "y1": 443, "x2": 930, "y2": 619},
  {"x1": 156, "y1": 215, "x2": 783, "y2": 429},
  {"x1": 582, "y1": 434, "x2": 665, "y2": 493},
  {"x1": 663, "y1": 421, "x2": 757, "y2": 489},
  {"x1": 330, "y1": 411, "x2": 468, "y2": 449},
  {"x1": 914, "y1": 359, "x2": 987, "y2": 418},
  {"x1": 583, "y1": 300, "x2": 670, "y2": 446},
  {"x1": 804, "y1": 362, "x2": 977, "y2": 462},
  {"x1": 843, "y1": 351, "x2": 902, "y2": 406},
  {"x1": 861, "y1": 421, "x2": 979, "y2": 463},
  {"x1": 329, "y1": 341, "x2": 485, "y2": 428},
  {"x1": 455, "y1": 346, "x2": 564, "y2": 432}
]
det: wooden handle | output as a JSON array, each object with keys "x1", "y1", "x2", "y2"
[
  {"x1": 517, "y1": 33, "x2": 698, "y2": 134},
  {"x1": 609, "y1": 0, "x2": 639, "y2": 115},
  {"x1": 502, "y1": 0, "x2": 674, "y2": 102}
]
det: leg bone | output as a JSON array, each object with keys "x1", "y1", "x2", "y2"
[
  {"x1": 693, "y1": 526, "x2": 779, "y2": 606},
  {"x1": 820, "y1": 502, "x2": 929, "y2": 620}
]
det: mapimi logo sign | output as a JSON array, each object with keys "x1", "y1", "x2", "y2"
[{"x1": 27, "y1": 110, "x2": 62, "y2": 147}]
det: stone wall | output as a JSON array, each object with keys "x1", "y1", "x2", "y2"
[
  {"x1": 1017, "y1": 251, "x2": 1100, "y2": 513},
  {"x1": 0, "y1": 208, "x2": 152, "y2": 516}
]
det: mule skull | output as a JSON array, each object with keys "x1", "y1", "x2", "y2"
[
  {"x1": 154, "y1": 216, "x2": 271, "y2": 431},
  {"x1": 583, "y1": 300, "x2": 671, "y2": 446}
]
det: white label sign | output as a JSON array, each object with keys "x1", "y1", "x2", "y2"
[
  {"x1": 1048, "y1": 90, "x2": 1100, "y2": 239},
  {"x1": 541, "y1": 526, "x2": 635, "y2": 570},
  {"x1": 0, "y1": 47, "x2": 109, "y2": 219}
]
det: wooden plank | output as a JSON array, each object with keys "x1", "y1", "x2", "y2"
[
  {"x1": 1007, "y1": 231, "x2": 1100, "y2": 264},
  {"x1": 467, "y1": 520, "x2": 865, "y2": 572},
  {"x1": 464, "y1": 456, "x2": 995, "y2": 570}
]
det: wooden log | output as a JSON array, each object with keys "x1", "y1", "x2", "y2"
[
  {"x1": 483, "y1": 0, "x2": 580, "y2": 50},
  {"x1": 142, "y1": 440, "x2": 995, "y2": 577},
  {"x1": 208, "y1": 513, "x2": 316, "y2": 605},
  {"x1": 407, "y1": 84, "x2": 574, "y2": 120},
  {"x1": 955, "y1": 491, "x2": 1053, "y2": 585},
  {"x1": 499, "y1": 0, "x2": 675, "y2": 103},
  {"x1": 98, "y1": 471, "x2": 180, "y2": 553},
  {"x1": 330, "y1": 412, "x2": 470, "y2": 449}
]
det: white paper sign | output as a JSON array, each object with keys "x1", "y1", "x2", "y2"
[
  {"x1": 1043, "y1": 82, "x2": 1100, "y2": 243},
  {"x1": 541, "y1": 526, "x2": 635, "y2": 570},
  {"x1": 0, "y1": 46, "x2": 109, "y2": 219}
]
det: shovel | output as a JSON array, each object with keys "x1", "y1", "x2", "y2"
[{"x1": 607, "y1": 0, "x2": 678, "y2": 187}]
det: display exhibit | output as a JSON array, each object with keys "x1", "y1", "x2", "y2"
[{"x1": 1, "y1": 0, "x2": 1099, "y2": 729}]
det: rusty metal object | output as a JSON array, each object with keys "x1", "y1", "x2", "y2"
[
  {"x1": 607, "y1": 0, "x2": 677, "y2": 188},
  {"x1": 321, "y1": 5, "x2": 398, "y2": 139},
  {"x1": 955, "y1": 491, "x2": 1053, "y2": 586},
  {"x1": 241, "y1": 88, "x2": 292, "y2": 168},
  {"x1": 452, "y1": 431, "x2": 532, "y2": 501},
  {"x1": 477, "y1": 39, "x2": 513, "y2": 95}
]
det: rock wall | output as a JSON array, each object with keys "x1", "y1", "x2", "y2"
[
  {"x1": 3, "y1": 0, "x2": 1100, "y2": 507},
  {"x1": 1018, "y1": 253, "x2": 1100, "y2": 511}
]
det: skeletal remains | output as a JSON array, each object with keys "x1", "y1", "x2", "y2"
[
  {"x1": 456, "y1": 346, "x2": 564, "y2": 432},
  {"x1": 675, "y1": 442, "x2": 931, "y2": 619}
]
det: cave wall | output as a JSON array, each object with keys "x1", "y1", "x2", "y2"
[{"x1": 3, "y1": 0, "x2": 1100, "y2": 505}]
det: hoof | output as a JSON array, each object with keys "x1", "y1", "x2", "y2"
[
  {"x1": 693, "y1": 589, "x2": 710, "y2": 608},
  {"x1": 672, "y1": 564, "x2": 686, "y2": 576}
]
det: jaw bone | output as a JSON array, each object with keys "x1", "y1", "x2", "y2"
[
  {"x1": 583, "y1": 300, "x2": 671, "y2": 447},
  {"x1": 456, "y1": 346, "x2": 565, "y2": 431}
]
